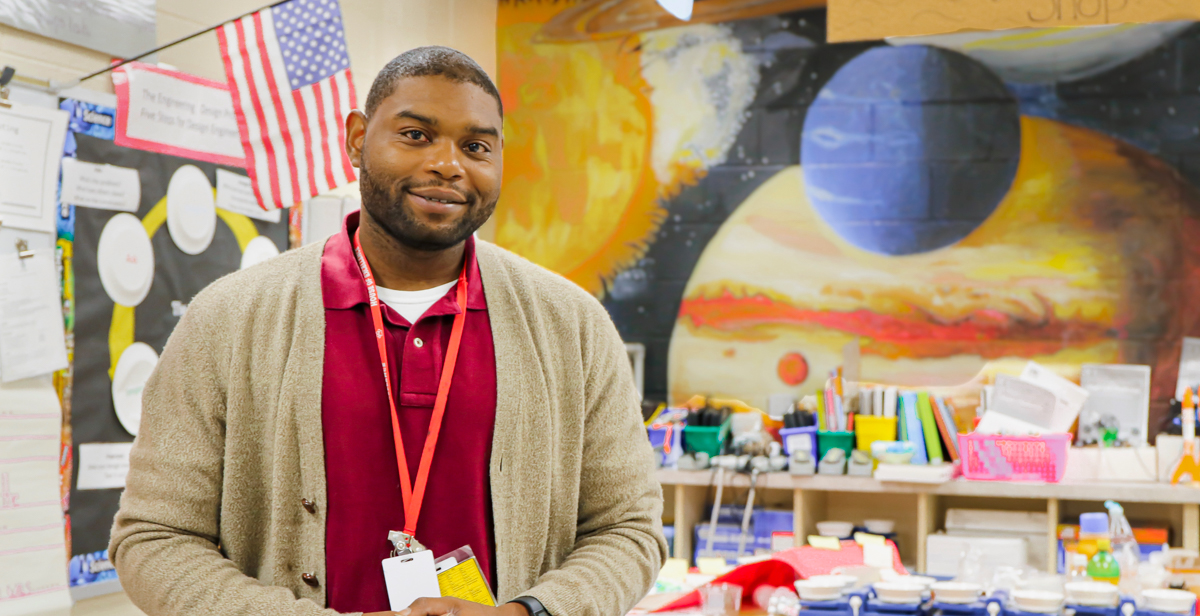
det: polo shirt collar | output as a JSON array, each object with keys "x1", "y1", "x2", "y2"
[{"x1": 321, "y1": 210, "x2": 487, "y2": 312}]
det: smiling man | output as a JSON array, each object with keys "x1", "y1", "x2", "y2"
[{"x1": 109, "y1": 47, "x2": 665, "y2": 616}]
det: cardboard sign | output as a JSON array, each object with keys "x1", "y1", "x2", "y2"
[{"x1": 828, "y1": 0, "x2": 1200, "y2": 42}]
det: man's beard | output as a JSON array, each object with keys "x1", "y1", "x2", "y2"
[{"x1": 358, "y1": 152, "x2": 496, "y2": 252}]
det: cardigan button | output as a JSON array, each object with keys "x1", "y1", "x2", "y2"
[
  {"x1": 302, "y1": 572, "x2": 319, "y2": 587},
  {"x1": 301, "y1": 498, "x2": 316, "y2": 513}
]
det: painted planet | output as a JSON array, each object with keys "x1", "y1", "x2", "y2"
[
  {"x1": 888, "y1": 22, "x2": 1193, "y2": 84},
  {"x1": 800, "y1": 45, "x2": 1020, "y2": 256},
  {"x1": 777, "y1": 352, "x2": 809, "y2": 386}
]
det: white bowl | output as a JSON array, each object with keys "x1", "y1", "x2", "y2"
[
  {"x1": 894, "y1": 575, "x2": 936, "y2": 590},
  {"x1": 809, "y1": 574, "x2": 858, "y2": 593},
  {"x1": 931, "y1": 582, "x2": 982, "y2": 604},
  {"x1": 1064, "y1": 581, "x2": 1118, "y2": 607},
  {"x1": 1013, "y1": 590, "x2": 1064, "y2": 614},
  {"x1": 796, "y1": 578, "x2": 844, "y2": 602},
  {"x1": 874, "y1": 582, "x2": 926, "y2": 604},
  {"x1": 864, "y1": 519, "x2": 895, "y2": 535},
  {"x1": 816, "y1": 521, "x2": 854, "y2": 538},
  {"x1": 1142, "y1": 589, "x2": 1197, "y2": 614}
]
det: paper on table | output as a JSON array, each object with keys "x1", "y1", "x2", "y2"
[
  {"x1": 659, "y1": 558, "x2": 689, "y2": 582},
  {"x1": 0, "y1": 234, "x2": 68, "y2": 382},
  {"x1": 854, "y1": 532, "x2": 885, "y2": 547},
  {"x1": 60, "y1": 158, "x2": 141, "y2": 212},
  {"x1": 216, "y1": 169, "x2": 281, "y2": 223},
  {"x1": 0, "y1": 103, "x2": 69, "y2": 233},
  {"x1": 1020, "y1": 361, "x2": 1088, "y2": 433},
  {"x1": 0, "y1": 376, "x2": 71, "y2": 615},
  {"x1": 76, "y1": 443, "x2": 133, "y2": 490},
  {"x1": 863, "y1": 543, "x2": 893, "y2": 569},
  {"x1": 1177, "y1": 338, "x2": 1200, "y2": 400},
  {"x1": 990, "y1": 374, "x2": 1057, "y2": 431}
]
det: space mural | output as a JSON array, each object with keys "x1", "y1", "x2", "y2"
[{"x1": 494, "y1": 0, "x2": 1200, "y2": 431}]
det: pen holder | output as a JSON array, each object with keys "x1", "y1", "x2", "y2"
[
  {"x1": 855, "y1": 416, "x2": 898, "y2": 452},
  {"x1": 779, "y1": 425, "x2": 818, "y2": 456},
  {"x1": 818, "y1": 431, "x2": 855, "y2": 460},
  {"x1": 684, "y1": 417, "x2": 732, "y2": 457}
]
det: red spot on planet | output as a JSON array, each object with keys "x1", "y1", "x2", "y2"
[{"x1": 777, "y1": 352, "x2": 808, "y2": 386}]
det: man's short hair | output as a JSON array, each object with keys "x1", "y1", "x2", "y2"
[{"x1": 364, "y1": 46, "x2": 502, "y2": 118}]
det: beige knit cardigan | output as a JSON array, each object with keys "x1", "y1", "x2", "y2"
[{"x1": 109, "y1": 239, "x2": 666, "y2": 616}]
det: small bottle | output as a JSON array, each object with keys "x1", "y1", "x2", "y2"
[
  {"x1": 1087, "y1": 538, "x2": 1121, "y2": 585},
  {"x1": 1078, "y1": 512, "x2": 1110, "y2": 559},
  {"x1": 1068, "y1": 553, "x2": 1090, "y2": 582}
]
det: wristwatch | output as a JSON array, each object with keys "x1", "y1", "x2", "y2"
[{"x1": 509, "y1": 596, "x2": 551, "y2": 616}]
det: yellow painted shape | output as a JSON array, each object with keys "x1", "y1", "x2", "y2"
[
  {"x1": 108, "y1": 190, "x2": 258, "y2": 379},
  {"x1": 808, "y1": 535, "x2": 842, "y2": 550}
]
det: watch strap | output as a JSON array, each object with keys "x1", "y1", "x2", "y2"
[{"x1": 509, "y1": 595, "x2": 551, "y2": 616}]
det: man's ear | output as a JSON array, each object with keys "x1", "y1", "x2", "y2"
[{"x1": 346, "y1": 110, "x2": 368, "y2": 168}]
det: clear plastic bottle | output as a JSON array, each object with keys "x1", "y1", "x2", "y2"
[
  {"x1": 1105, "y1": 501, "x2": 1142, "y2": 596},
  {"x1": 1079, "y1": 512, "x2": 1110, "y2": 559},
  {"x1": 1087, "y1": 538, "x2": 1121, "y2": 585}
]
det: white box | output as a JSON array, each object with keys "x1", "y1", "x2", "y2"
[
  {"x1": 925, "y1": 534, "x2": 1029, "y2": 577},
  {"x1": 1063, "y1": 446, "x2": 1158, "y2": 482}
]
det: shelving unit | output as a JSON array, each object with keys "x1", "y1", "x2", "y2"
[{"x1": 658, "y1": 469, "x2": 1200, "y2": 573}]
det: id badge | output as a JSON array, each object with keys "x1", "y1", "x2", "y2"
[{"x1": 382, "y1": 550, "x2": 442, "y2": 610}]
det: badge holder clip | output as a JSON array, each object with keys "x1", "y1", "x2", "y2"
[{"x1": 389, "y1": 530, "x2": 427, "y2": 556}]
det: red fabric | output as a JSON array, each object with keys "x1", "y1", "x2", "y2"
[
  {"x1": 652, "y1": 560, "x2": 798, "y2": 613},
  {"x1": 772, "y1": 540, "x2": 907, "y2": 579},
  {"x1": 653, "y1": 541, "x2": 907, "y2": 613},
  {"x1": 321, "y1": 212, "x2": 496, "y2": 612}
]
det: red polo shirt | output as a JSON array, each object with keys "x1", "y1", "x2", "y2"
[{"x1": 321, "y1": 212, "x2": 497, "y2": 612}]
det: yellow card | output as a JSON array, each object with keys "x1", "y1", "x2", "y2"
[
  {"x1": 660, "y1": 558, "x2": 689, "y2": 582},
  {"x1": 696, "y1": 557, "x2": 728, "y2": 575},
  {"x1": 437, "y1": 557, "x2": 495, "y2": 606},
  {"x1": 808, "y1": 535, "x2": 842, "y2": 550},
  {"x1": 854, "y1": 532, "x2": 885, "y2": 547}
]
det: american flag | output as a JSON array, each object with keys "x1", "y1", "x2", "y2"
[{"x1": 217, "y1": 0, "x2": 357, "y2": 210}]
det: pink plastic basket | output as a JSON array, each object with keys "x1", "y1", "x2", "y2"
[{"x1": 958, "y1": 432, "x2": 1071, "y2": 482}]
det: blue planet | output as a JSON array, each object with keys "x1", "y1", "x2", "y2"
[{"x1": 800, "y1": 45, "x2": 1021, "y2": 256}]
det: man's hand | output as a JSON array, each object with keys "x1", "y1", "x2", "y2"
[{"x1": 396, "y1": 597, "x2": 530, "y2": 616}]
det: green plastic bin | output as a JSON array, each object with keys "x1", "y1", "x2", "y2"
[
  {"x1": 683, "y1": 417, "x2": 732, "y2": 457},
  {"x1": 818, "y1": 430, "x2": 855, "y2": 459}
]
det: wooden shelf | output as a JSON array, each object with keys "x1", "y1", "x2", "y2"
[
  {"x1": 658, "y1": 469, "x2": 1200, "y2": 573},
  {"x1": 656, "y1": 469, "x2": 1200, "y2": 504}
]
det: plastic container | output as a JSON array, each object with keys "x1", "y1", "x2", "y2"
[
  {"x1": 957, "y1": 432, "x2": 1071, "y2": 482},
  {"x1": 854, "y1": 415, "x2": 897, "y2": 452},
  {"x1": 1087, "y1": 539, "x2": 1121, "y2": 585},
  {"x1": 684, "y1": 417, "x2": 732, "y2": 457},
  {"x1": 779, "y1": 426, "x2": 818, "y2": 456},
  {"x1": 818, "y1": 431, "x2": 855, "y2": 460},
  {"x1": 1078, "y1": 512, "x2": 1110, "y2": 559}
]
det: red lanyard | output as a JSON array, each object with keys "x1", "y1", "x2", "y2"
[{"x1": 352, "y1": 229, "x2": 468, "y2": 538}]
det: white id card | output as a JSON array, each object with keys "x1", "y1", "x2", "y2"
[{"x1": 382, "y1": 550, "x2": 442, "y2": 610}]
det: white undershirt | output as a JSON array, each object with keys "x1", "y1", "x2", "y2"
[{"x1": 375, "y1": 280, "x2": 457, "y2": 324}]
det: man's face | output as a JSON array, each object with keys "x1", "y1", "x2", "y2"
[{"x1": 347, "y1": 75, "x2": 503, "y2": 251}]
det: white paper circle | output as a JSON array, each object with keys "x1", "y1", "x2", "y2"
[
  {"x1": 111, "y1": 342, "x2": 158, "y2": 436},
  {"x1": 166, "y1": 165, "x2": 216, "y2": 255},
  {"x1": 97, "y1": 213, "x2": 155, "y2": 307},
  {"x1": 240, "y1": 236, "x2": 280, "y2": 270}
]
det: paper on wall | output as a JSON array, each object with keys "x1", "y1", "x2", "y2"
[
  {"x1": 0, "y1": 376, "x2": 72, "y2": 615},
  {"x1": 216, "y1": 169, "x2": 281, "y2": 223},
  {"x1": 0, "y1": 232, "x2": 68, "y2": 382},
  {"x1": 60, "y1": 158, "x2": 141, "y2": 212},
  {"x1": 1177, "y1": 338, "x2": 1200, "y2": 400},
  {"x1": 0, "y1": 103, "x2": 68, "y2": 233},
  {"x1": 1020, "y1": 361, "x2": 1088, "y2": 433},
  {"x1": 76, "y1": 443, "x2": 133, "y2": 490}
]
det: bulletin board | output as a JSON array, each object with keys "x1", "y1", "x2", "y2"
[{"x1": 59, "y1": 99, "x2": 289, "y2": 584}]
